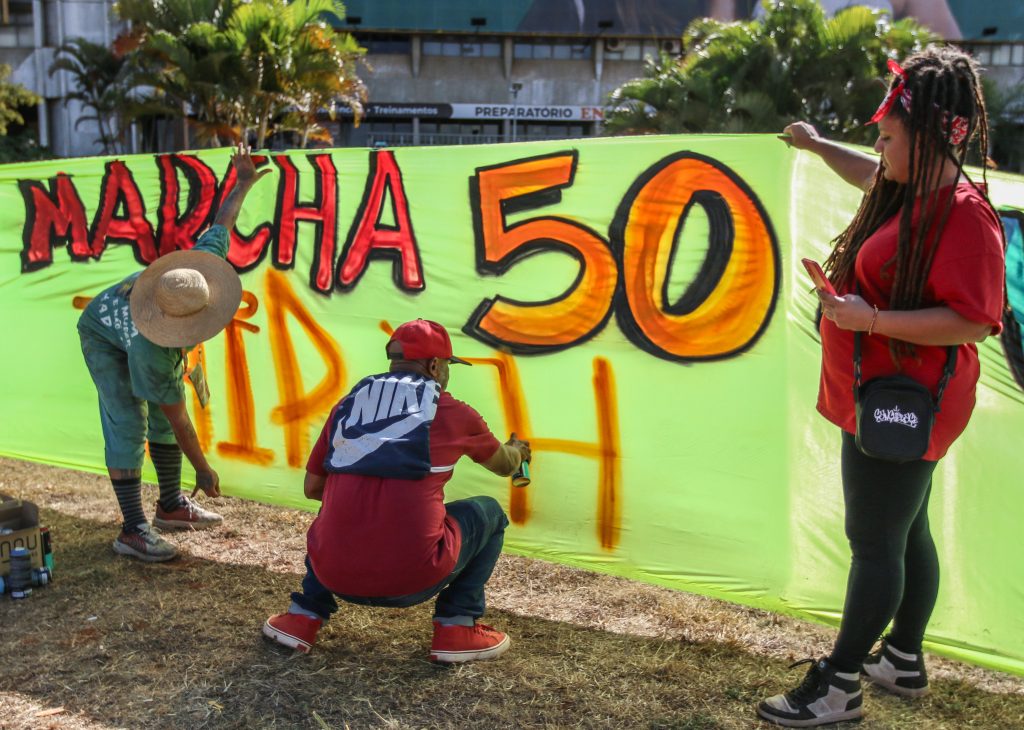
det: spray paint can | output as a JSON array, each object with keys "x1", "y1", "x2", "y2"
[
  {"x1": 511, "y1": 460, "x2": 531, "y2": 488},
  {"x1": 40, "y1": 526, "x2": 54, "y2": 571},
  {"x1": 31, "y1": 567, "x2": 51, "y2": 587},
  {"x1": 9, "y1": 547, "x2": 32, "y2": 599}
]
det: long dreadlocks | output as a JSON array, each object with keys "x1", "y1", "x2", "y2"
[{"x1": 822, "y1": 45, "x2": 997, "y2": 362}]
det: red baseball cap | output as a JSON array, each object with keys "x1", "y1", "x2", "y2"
[{"x1": 386, "y1": 319, "x2": 471, "y2": 365}]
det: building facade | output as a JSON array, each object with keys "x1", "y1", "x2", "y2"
[
  {"x1": 0, "y1": 0, "x2": 122, "y2": 158},
  {"x1": 333, "y1": 0, "x2": 1024, "y2": 150},
  {"x1": 0, "y1": 0, "x2": 1020, "y2": 157},
  {"x1": 331, "y1": 11, "x2": 689, "y2": 148}
]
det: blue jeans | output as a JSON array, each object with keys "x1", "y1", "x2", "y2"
[{"x1": 291, "y1": 496, "x2": 509, "y2": 621}]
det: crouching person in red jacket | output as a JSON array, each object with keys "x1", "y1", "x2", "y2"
[{"x1": 263, "y1": 319, "x2": 530, "y2": 663}]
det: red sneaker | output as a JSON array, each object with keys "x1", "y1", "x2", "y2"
[
  {"x1": 429, "y1": 621, "x2": 511, "y2": 663},
  {"x1": 263, "y1": 613, "x2": 322, "y2": 653},
  {"x1": 153, "y1": 498, "x2": 223, "y2": 531}
]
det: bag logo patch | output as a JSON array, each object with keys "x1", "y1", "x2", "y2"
[{"x1": 873, "y1": 405, "x2": 919, "y2": 429}]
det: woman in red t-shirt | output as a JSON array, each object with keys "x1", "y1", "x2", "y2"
[{"x1": 757, "y1": 47, "x2": 1006, "y2": 728}]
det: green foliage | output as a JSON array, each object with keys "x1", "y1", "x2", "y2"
[
  {"x1": 605, "y1": 0, "x2": 936, "y2": 142},
  {"x1": 0, "y1": 130, "x2": 50, "y2": 163},
  {"x1": 0, "y1": 64, "x2": 41, "y2": 137},
  {"x1": 49, "y1": 38, "x2": 135, "y2": 154},
  {"x1": 114, "y1": 0, "x2": 366, "y2": 149}
]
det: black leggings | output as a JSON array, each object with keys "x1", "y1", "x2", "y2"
[{"x1": 829, "y1": 431, "x2": 940, "y2": 672}]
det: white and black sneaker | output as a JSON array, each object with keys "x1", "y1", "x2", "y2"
[
  {"x1": 758, "y1": 658, "x2": 863, "y2": 727},
  {"x1": 862, "y1": 639, "x2": 928, "y2": 697}
]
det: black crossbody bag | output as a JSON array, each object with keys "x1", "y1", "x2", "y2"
[{"x1": 853, "y1": 331, "x2": 957, "y2": 463}]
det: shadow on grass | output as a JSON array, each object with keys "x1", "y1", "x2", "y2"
[{"x1": 1, "y1": 507, "x2": 1021, "y2": 730}]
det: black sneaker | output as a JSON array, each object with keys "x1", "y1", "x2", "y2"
[
  {"x1": 862, "y1": 639, "x2": 928, "y2": 697},
  {"x1": 758, "y1": 658, "x2": 863, "y2": 727}
]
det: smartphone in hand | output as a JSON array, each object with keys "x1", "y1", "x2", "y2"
[{"x1": 801, "y1": 258, "x2": 837, "y2": 296}]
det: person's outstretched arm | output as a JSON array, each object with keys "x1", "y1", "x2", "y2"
[
  {"x1": 482, "y1": 433, "x2": 531, "y2": 477},
  {"x1": 782, "y1": 122, "x2": 879, "y2": 192},
  {"x1": 213, "y1": 142, "x2": 271, "y2": 230}
]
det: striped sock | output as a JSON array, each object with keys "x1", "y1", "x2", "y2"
[
  {"x1": 150, "y1": 442, "x2": 185, "y2": 512},
  {"x1": 111, "y1": 476, "x2": 146, "y2": 530}
]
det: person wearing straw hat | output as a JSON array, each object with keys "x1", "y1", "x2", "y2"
[
  {"x1": 77, "y1": 143, "x2": 268, "y2": 563},
  {"x1": 263, "y1": 319, "x2": 531, "y2": 663}
]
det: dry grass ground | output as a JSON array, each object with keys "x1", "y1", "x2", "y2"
[{"x1": 1, "y1": 456, "x2": 1021, "y2": 730}]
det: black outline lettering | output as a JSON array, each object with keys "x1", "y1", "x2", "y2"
[
  {"x1": 18, "y1": 174, "x2": 89, "y2": 271},
  {"x1": 272, "y1": 153, "x2": 340, "y2": 295},
  {"x1": 609, "y1": 151, "x2": 780, "y2": 362},
  {"x1": 336, "y1": 150, "x2": 424, "y2": 293},
  {"x1": 464, "y1": 150, "x2": 615, "y2": 354}
]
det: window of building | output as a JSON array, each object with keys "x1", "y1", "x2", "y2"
[
  {"x1": 1013, "y1": 44, "x2": 1024, "y2": 65},
  {"x1": 642, "y1": 39, "x2": 682, "y2": 58},
  {"x1": 570, "y1": 42, "x2": 592, "y2": 59},
  {"x1": 356, "y1": 34, "x2": 412, "y2": 54},
  {"x1": 513, "y1": 39, "x2": 593, "y2": 60},
  {"x1": 423, "y1": 36, "x2": 502, "y2": 57},
  {"x1": 520, "y1": 123, "x2": 587, "y2": 140},
  {"x1": 992, "y1": 44, "x2": 1012, "y2": 66}
]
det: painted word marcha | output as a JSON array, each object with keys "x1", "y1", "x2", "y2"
[
  {"x1": 21, "y1": 147, "x2": 780, "y2": 362},
  {"x1": 2, "y1": 136, "x2": 1023, "y2": 677}
]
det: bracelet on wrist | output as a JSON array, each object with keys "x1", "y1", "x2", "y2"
[{"x1": 867, "y1": 305, "x2": 880, "y2": 336}]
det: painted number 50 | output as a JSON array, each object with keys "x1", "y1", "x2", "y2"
[{"x1": 466, "y1": 151, "x2": 780, "y2": 362}]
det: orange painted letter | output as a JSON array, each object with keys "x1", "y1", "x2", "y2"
[
  {"x1": 613, "y1": 153, "x2": 779, "y2": 361},
  {"x1": 217, "y1": 291, "x2": 275, "y2": 465},
  {"x1": 466, "y1": 152, "x2": 617, "y2": 353},
  {"x1": 264, "y1": 270, "x2": 347, "y2": 467}
]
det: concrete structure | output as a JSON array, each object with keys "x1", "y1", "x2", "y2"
[
  {"x1": 330, "y1": 1, "x2": 692, "y2": 147},
  {"x1": 0, "y1": 0, "x2": 1019, "y2": 157},
  {"x1": 0, "y1": 0, "x2": 121, "y2": 158},
  {"x1": 333, "y1": 0, "x2": 1024, "y2": 149},
  {"x1": 952, "y1": 0, "x2": 1024, "y2": 95},
  {"x1": 333, "y1": 34, "x2": 680, "y2": 148}
]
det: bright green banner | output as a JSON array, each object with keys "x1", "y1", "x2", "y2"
[{"x1": 1, "y1": 136, "x2": 1022, "y2": 675}]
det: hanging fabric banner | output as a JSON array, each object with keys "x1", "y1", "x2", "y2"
[{"x1": 1, "y1": 136, "x2": 1022, "y2": 674}]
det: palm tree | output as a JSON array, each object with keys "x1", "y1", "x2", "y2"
[
  {"x1": 115, "y1": 0, "x2": 246, "y2": 147},
  {"x1": 115, "y1": 0, "x2": 364, "y2": 149},
  {"x1": 277, "y1": 11, "x2": 366, "y2": 147},
  {"x1": 605, "y1": 0, "x2": 936, "y2": 142},
  {"x1": 226, "y1": 0, "x2": 365, "y2": 148},
  {"x1": 49, "y1": 38, "x2": 134, "y2": 154},
  {"x1": 132, "y1": 22, "x2": 250, "y2": 147}
]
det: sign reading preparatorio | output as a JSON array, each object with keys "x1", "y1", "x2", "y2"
[
  {"x1": 448, "y1": 104, "x2": 605, "y2": 121},
  {"x1": 339, "y1": 102, "x2": 606, "y2": 121}
]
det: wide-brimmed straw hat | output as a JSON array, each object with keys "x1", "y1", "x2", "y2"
[{"x1": 130, "y1": 250, "x2": 242, "y2": 348}]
